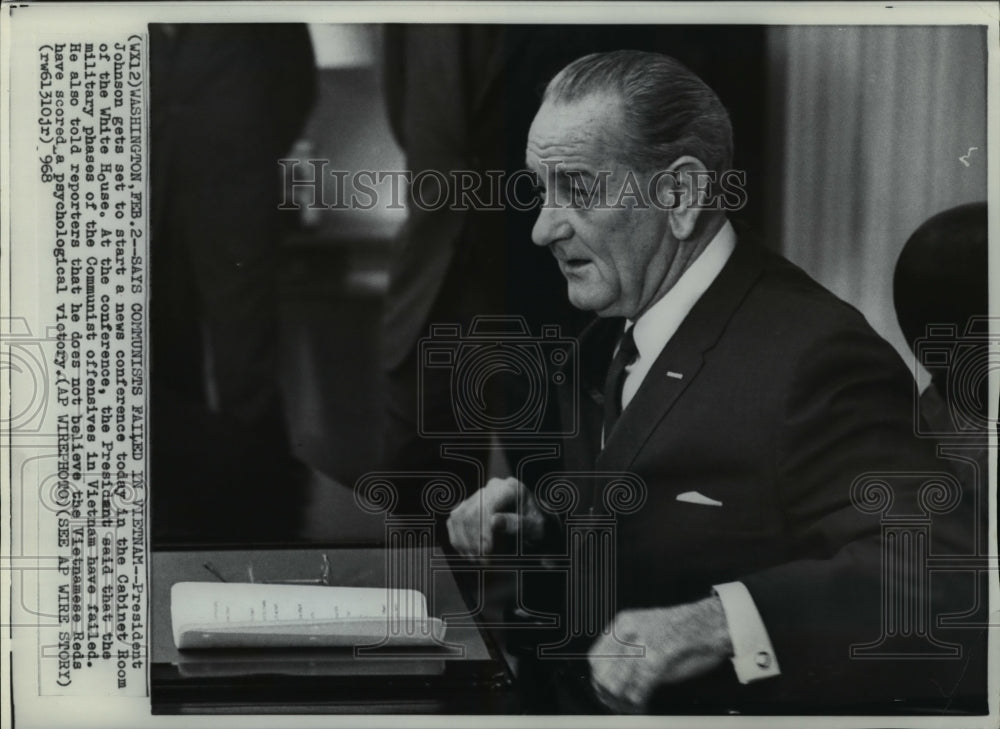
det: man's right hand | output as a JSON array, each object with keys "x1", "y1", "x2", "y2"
[{"x1": 446, "y1": 477, "x2": 547, "y2": 559}]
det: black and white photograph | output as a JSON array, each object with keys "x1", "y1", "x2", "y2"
[{"x1": 1, "y1": 2, "x2": 996, "y2": 726}]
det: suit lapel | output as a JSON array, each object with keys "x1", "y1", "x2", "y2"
[{"x1": 596, "y1": 241, "x2": 769, "y2": 472}]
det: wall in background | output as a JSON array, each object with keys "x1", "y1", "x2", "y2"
[
  {"x1": 770, "y1": 26, "x2": 988, "y2": 384},
  {"x1": 308, "y1": 23, "x2": 377, "y2": 68}
]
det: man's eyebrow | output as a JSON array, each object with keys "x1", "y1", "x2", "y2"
[{"x1": 522, "y1": 160, "x2": 597, "y2": 185}]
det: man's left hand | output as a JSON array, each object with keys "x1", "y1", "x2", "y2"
[{"x1": 587, "y1": 596, "x2": 734, "y2": 712}]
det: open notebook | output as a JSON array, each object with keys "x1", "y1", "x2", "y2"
[{"x1": 171, "y1": 582, "x2": 447, "y2": 649}]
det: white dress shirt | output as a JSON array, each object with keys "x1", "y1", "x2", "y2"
[{"x1": 614, "y1": 220, "x2": 781, "y2": 684}]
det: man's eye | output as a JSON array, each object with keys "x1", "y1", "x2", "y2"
[
  {"x1": 569, "y1": 184, "x2": 595, "y2": 210},
  {"x1": 532, "y1": 185, "x2": 547, "y2": 204}
]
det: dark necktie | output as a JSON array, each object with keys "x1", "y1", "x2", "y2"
[{"x1": 602, "y1": 324, "x2": 639, "y2": 441}]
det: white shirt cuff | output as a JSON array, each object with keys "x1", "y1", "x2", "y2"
[{"x1": 713, "y1": 581, "x2": 781, "y2": 684}]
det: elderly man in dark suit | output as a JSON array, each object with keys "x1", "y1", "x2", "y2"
[
  {"x1": 379, "y1": 27, "x2": 768, "y2": 508},
  {"x1": 447, "y1": 51, "x2": 983, "y2": 713}
]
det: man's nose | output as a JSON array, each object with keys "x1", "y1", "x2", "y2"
[{"x1": 531, "y1": 203, "x2": 572, "y2": 247}]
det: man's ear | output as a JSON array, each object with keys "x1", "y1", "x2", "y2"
[{"x1": 656, "y1": 156, "x2": 710, "y2": 241}]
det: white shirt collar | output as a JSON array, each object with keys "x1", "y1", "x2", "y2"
[
  {"x1": 629, "y1": 220, "x2": 736, "y2": 358},
  {"x1": 620, "y1": 220, "x2": 737, "y2": 410}
]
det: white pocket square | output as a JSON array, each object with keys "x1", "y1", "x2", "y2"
[{"x1": 675, "y1": 491, "x2": 723, "y2": 507}]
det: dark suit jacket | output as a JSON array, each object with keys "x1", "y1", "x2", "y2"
[{"x1": 553, "y1": 239, "x2": 984, "y2": 712}]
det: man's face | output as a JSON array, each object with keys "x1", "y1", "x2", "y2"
[{"x1": 526, "y1": 92, "x2": 677, "y2": 320}]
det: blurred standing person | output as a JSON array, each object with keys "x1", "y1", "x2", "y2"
[{"x1": 149, "y1": 24, "x2": 316, "y2": 540}]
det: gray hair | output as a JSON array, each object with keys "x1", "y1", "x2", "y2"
[{"x1": 544, "y1": 50, "x2": 733, "y2": 175}]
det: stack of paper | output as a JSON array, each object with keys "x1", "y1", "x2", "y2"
[{"x1": 170, "y1": 582, "x2": 447, "y2": 649}]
